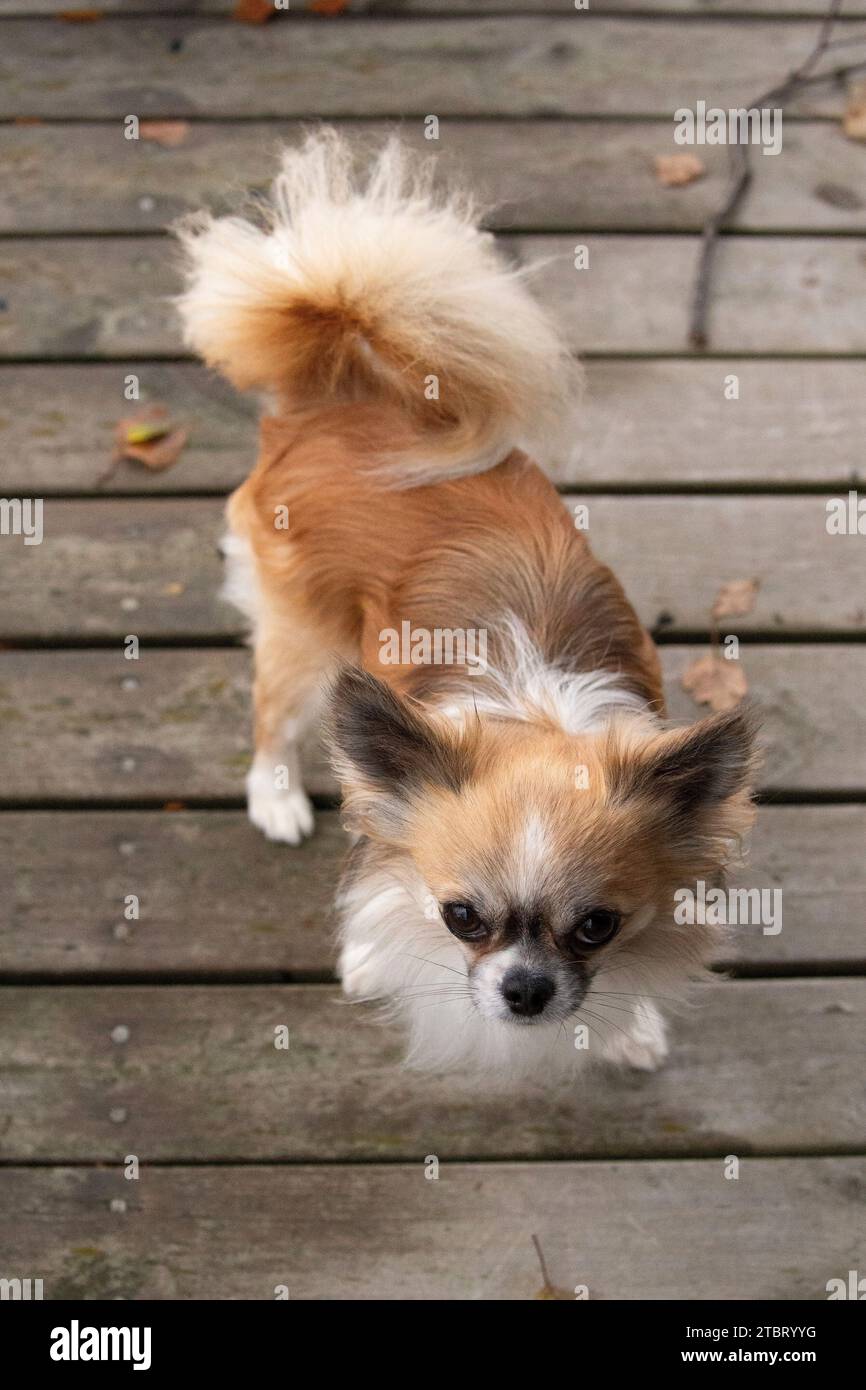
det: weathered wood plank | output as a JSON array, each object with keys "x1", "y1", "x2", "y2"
[
  {"x1": 566, "y1": 359, "x2": 866, "y2": 487},
  {"x1": 719, "y1": 805, "x2": 866, "y2": 970},
  {"x1": 5, "y1": 120, "x2": 866, "y2": 235},
  {"x1": 1, "y1": 806, "x2": 862, "y2": 974},
  {"x1": 3, "y1": 2, "x2": 865, "y2": 14},
  {"x1": 0, "y1": 649, "x2": 263, "y2": 801},
  {"x1": 0, "y1": 499, "x2": 238, "y2": 642},
  {"x1": 0, "y1": 979, "x2": 862, "y2": 1159},
  {"x1": 2, "y1": 496, "x2": 863, "y2": 639},
  {"x1": 0, "y1": 646, "x2": 862, "y2": 797},
  {"x1": 0, "y1": 810, "x2": 348, "y2": 976},
  {"x1": 0, "y1": 364, "x2": 255, "y2": 494},
  {"x1": 0, "y1": 1157, "x2": 861, "y2": 1300},
  {"x1": 0, "y1": 238, "x2": 176, "y2": 359},
  {"x1": 662, "y1": 645, "x2": 866, "y2": 793},
  {"x1": 4, "y1": 360, "x2": 865, "y2": 493},
  {"x1": 6, "y1": 235, "x2": 866, "y2": 356},
  {"x1": 0, "y1": 18, "x2": 862, "y2": 120},
  {"x1": 520, "y1": 235, "x2": 866, "y2": 354}
]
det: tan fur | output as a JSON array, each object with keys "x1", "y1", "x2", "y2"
[
  {"x1": 175, "y1": 129, "x2": 577, "y2": 486},
  {"x1": 229, "y1": 406, "x2": 663, "y2": 720}
]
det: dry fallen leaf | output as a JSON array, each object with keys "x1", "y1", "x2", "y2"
[
  {"x1": 654, "y1": 153, "x2": 705, "y2": 188},
  {"x1": 711, "y1": 578, "x2": 760, "y2": 623},
  {"x1": 139, "y1": 121, "x2": 190, "y2": 148},
  {"x1": 162, "y1": 801, "x2": 187, "y2": 812},
  {"x1": 115, "y1": 406, "x2": 189, "y2": 472},
  {"x1": 125, "y1": 420, "x2": 169, "y2": 446},
  {"x1": 233, "y1": 0, "x2": 276, "y2": 19},
  {"x1": 681, "y1": 651, "x2": 747, "y2": 713},
  {"x1": 843, "y1": 86, "x2": 866, "y2": 141},
  {"x1": 123, "y1": 429, "x2": 188, "y2": 471}
]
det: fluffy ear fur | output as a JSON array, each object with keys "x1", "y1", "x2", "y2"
[
  {"x1": 608, "y1": 706, "x2": 760, "y2": 819},
  {"x1": 325, "y1": 667, "x2": 472, "y2": 838}
]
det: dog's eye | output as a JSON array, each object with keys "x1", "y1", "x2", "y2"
[
  {"x1": 441, "y1": 902, "x2": 486, "y2": 941},
  {"x1": 571, "y1": 909, "x2": 621, "y2": 948}
]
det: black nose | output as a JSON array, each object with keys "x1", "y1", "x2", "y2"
[{"x1": 501, "y1": 968, "x2": 556, "y2": 1018}]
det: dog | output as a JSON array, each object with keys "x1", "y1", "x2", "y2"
[{"x1": 176, "y1": 129, "x2": 757, "y2": 1078}]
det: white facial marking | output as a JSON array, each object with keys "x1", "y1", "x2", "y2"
[
  {"x1": 510, "y1": 811, "x2": 551, "y2": 899},
  {"x1": 470, "y1": 943, "x2": 525, "y2": 1022}
]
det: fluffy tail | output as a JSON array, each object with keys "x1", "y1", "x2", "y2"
[{"x1": 174, "y1": 128, "x2": 577, "y2": 485}]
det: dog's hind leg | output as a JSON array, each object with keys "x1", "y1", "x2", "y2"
[
  {"x1": 246, "y1": 612, "x2": 325, "y2": 844},
  {"x1": 220, "y1": 529, "x2": 336, "y2": 844}
]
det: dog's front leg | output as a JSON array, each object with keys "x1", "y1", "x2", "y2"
[{"x1": 599, "y1": 999, "x2": 669, "y2": 1073}]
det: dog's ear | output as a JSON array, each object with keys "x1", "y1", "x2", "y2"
[
  {"x1": 325, "y1": 667, "x2": 471, "y2": 838},
  {"x1": 609, "y1": 706, "x2": 759, "y2": 819}
]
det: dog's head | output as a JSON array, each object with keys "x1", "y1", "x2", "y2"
[{"x1": 327, "y1": 668, "x2": 758, "y2": 1028}]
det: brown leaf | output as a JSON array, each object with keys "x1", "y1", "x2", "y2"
[
  {"x1": 233, "y1": 0, "x2": 276, "y2": 19},
  {"x1": 711, "y1": 578, "x2": 760, "y2": 622},
  {"x1": 57, "y1": 8, "x2": 104, "y2": 20},
  {"x1": 115, "y1": 406, "x2": 189, "y2": 472},
  {"x1": 139, "y1": 121, "x2": 190, "y2": 148},
  {"x1": 116, "y1": 404, "x2": 171, "y2": 444},
  {"x1": 654, "y1": 153, "x2": 705, "y2": 187},
  {"x1": 843, "y1": 85, "x2": 866, "y2": 141},
  {"x1": 125, "y1": 429, "x2": 188, "y2": 471},
  {"x1": 309, "y1": 0, "x2": 350, "y2": 12},
  {"x1": 162, "y1": 801, "x2": 187, "y2": 812},
  {"x1": 681, "y1": 651, "x2": 747, "y2": 713}
]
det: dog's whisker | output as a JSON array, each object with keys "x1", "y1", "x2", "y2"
[
  {"x1": 584, "y1": 996, "x2": 641, "y2": 1018},
  {"x1": 575, "y1": 1005, "x2": 634, "y2": 1043},
  {"x1": 414, "y1": 997, "x2": 475, "y2": 1013},
  {"x1": 592, "y1": 988, "x2": 681, "y2": 1005},
  {"x1": 402, "y1": 952, "x2": 468, "y2": 980}
]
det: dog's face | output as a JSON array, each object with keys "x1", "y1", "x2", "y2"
[{"x1": 328, "y1": 669, "x2": 757, "y2": 1029}]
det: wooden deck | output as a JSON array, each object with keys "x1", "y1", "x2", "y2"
[{"x1": 1, "y1": 1, "x2": 865, "y2": 1301}]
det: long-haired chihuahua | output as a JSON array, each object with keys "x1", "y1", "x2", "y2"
[{"x1": 176, "y1": 129, "x2": 757, "y2": 1079}]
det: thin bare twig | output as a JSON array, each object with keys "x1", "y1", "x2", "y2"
[
  {"x1": 531, "y1": 1233, "x2": 554, "y2": 1290},
  {"x1": 689, "y1": 0, "x2": 857, "y2": 350}
]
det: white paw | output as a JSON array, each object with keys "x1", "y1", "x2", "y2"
[
  {"x1": 338, "y1": 942, "x2": 379, "y2": 999},
  {"x1": 599, "y1": 1003, "x2": 669, "y2": 1072},
  {"x1": 247, "y1": 775, "x2": 314, "y2": 845},
  {"x1": 618, "y1": 1034, "x2": 669, "y2": 1072}
]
